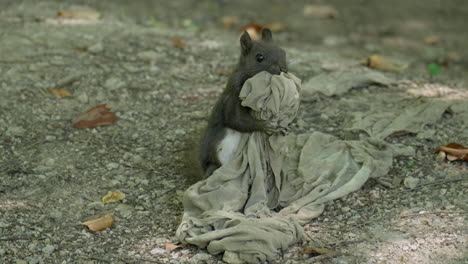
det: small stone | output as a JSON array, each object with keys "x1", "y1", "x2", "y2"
[
  {"x1": 137, "y1": 51, "x2": 160, "y2": 61},
  {"x1": 6, "y1": 126, "x2": 25, "y2": 137},
  {"x1": 15, "y1": 260, "x2": 27, "y2": 264},
  {"x1": 132, "y1": 155, "x2": 143, "y2": 163},
  {"x1": 175, "y1": 129, "x2": 186, "y2": 136},
  {"x1": 0, "y1": 247, "x2": 5, "y2": 255},
  {"x1": 45, "y1": 135, "x2": 56, "y2": 141},
  {"x1": 88, "y1": 42, "x2": 104, "y2": 53},
  {"x1": 77, "y1": 93, "x2": 88, "y2": 104},
  {"x1": 41, "y1": 244, "x2": 55, "y2": 255},
  {"x1": 149, "y1": 65, "x2": 160, "y2": 72},
  {"x1": 104, "y1": 77, "x2": 124, "y2": 90},
  {"x1": 107, "y1": 162, "x2": 120, "y2": 170},
  {"x1": 149, "y1": 247, "x2": 165, "y2": 255},
  {"x1": 116, "y1": 204, "x2": 133, "y2": 219},
  {"x1": 403, "y1": 176, "x2": 419, "y2": 189}
]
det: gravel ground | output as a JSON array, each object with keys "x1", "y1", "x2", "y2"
[{"x1": 0, "y1": 1, "x2": 467, "y2": 263}]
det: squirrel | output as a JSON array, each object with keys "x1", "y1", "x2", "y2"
[{"x1": 199, "y1": 28, "x2": 288, "y2": 178}]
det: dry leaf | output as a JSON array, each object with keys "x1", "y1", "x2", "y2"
[
  {"x1": 72, "y1": 104, "x2": 119, "y2": 129},
  {"x1": 164, "y1": 243, "x2": 187, "y2": 251},
  {"x1": 264, "y1": 22, "x2": 287, "y2": 32},
  {"x1": 303, "y1": 245, "x2": 335, "y2": 255},
  {"x1": 436, "y1": 143, "x2": 468, "y2": 161},
  {"x1": 388, "y1": 131, "x2": 413, "y2": 137},
  {"x1": 240, "y1": 22, "x2": 263, "y2": 40},
  {"x1": 172, "y1": 37, "x2": 186, "y2": 49},
  {"x1": 423, "y1": 35, "x2": 440, "y2": 45},
  {"x1": 222, "y1": 16, "x2": 240, "y2": 29},
  {"x1": 365, "y1": 54, "x2": 408, "y2": 72},
  {"x1": 102, "y1": 190, "x2": 126, "y2": 204},
  {"x1": 50, "y1": 88, "x2": 72, "y2": 98},
  {"x1": 58, "y1": 8, "x2": 100, "y2": 21},
  {"x1": 83, "y1": 212, "x2": 113, "y2": 232},
  {"x1": 303, "y1": 5, "x2": 338, "y2": 18}
]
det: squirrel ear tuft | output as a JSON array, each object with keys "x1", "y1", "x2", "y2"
[
  {"x1": 261, "y1": 28, "x2": 273, "y2": 42},
  {"x1": 240, "y1": 31, "x2": 252, "y2": 55}
]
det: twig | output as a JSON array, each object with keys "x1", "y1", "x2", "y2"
[
  {"x1": 304, "y1": 251, "x2": 341, "y2": 263},
  {"x1": 399, "y1": 210, "x2": 465, "y2": 218}
]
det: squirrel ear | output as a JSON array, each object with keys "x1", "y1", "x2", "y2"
[
  {"x1": 261, "y1": 28, "x2": 273, "y2": 42},
  {"x1": 240, "y1": 31, "x2": 252, "y2": 55}
]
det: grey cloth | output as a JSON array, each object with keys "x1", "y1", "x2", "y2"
[
  {"x1": 176, "y1": 71, "x2": 412, "y2": 263},
  {"x1": 301, "y1": 69, "x2": 394, "y2": 100}
]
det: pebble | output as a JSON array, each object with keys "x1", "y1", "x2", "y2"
[
  {"x1": 137, "y1": 51, "x2": 160, "y2": 61},
  {"x1": 77, "y1": 93, "x2": 89, "y2": 104},
  {"x1": 403, "y1": 176, "x2": 419, "y2": 189},
  {"x1": 45, "y1": 135, "x2": 56, "y2": 141},
  {"x1": 41, "y1": 244, "x2": 55, "y2": 255},
  {"x1": 104, "y1": 77, "x2": 124, "y2": 90},
  {"x1": 6, "y1": 126, "x2": 25, "y2": 137},
  {"x1": 88, "y1": 42, "x2": 104, "y2": 53},
  {"x1": 149, "y1": 247, "x2": 165, "y2": 255},
  {"x1": 107, "y1": 162, "x2": 120, "y2": 170}
]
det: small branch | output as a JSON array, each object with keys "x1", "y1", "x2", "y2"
[
  {"x1": 399, "y1": 210, "x2": 465, "y2": 218},
  {"x1": 304, "y1": 252, "x2": 341, "y2": 263}
]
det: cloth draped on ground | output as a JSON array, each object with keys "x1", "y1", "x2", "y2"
[{"x1": 176, "y1": 71, "x2": 412, "y2": 264}]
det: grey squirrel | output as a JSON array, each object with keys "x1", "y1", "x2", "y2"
[{"x1": 200, "y1": 28, "x2": 288, "y2": 178}]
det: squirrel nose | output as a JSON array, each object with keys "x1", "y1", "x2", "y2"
[{"x1": 280, "y1": 66, "x2": 288, "y2": 73}]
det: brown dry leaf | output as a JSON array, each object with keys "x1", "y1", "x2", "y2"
[
  {"x1": 303, "y1": 5, "x2": 338, "y2": 18},
  {"x1": 423, "y1": 35, "x2": 440, "y2": 45},
  {"x1": 436, "y1": 143, "x2": 468, "y2": 161},
  {"x1": 240, "y1": 22, "x2": 263, "y2": 40},
  {"x1": 172, "y1": 37, "x2": 186, "y2": 49},
  {"x1": 50, "y1": 88, "x2": 72, "y2": 98},
  {"x1": 303, "y1": 245, "x2": 335, "y2": 255},
  {"x1": 102, "y1": 190, "x2": 126, "y2": 204},
  {"x1": 58, "y1": 8, "x2": 100, "y2": 21},
  {"x1": 222, "y1": 16, "x2": 240, "y2": 29},
  {"x1": 365, "y1": 54, "x2": 408, "y2": 72},
  {"x1": 72, "y1": 104, "x2": 119, "y2": 129},
  {"x1": 164, "y1": 243, "x2": 187, "y2": 251},
  {"x1": 83, "y1": 212, "x2": 114, "y2": 232},
  {"x1": 264, "y1": 22, "x2": 287, "y2": 32},
  {"x1": 388, "y1": 131, "x2": 413, "y2": 137}
]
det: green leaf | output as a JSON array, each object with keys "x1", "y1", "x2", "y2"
[{"x1": 428, "y1": 63, "x2": 440, "y2": 76}]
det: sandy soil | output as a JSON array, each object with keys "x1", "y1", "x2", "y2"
[{"x1": 0, "y1": 0, "x2": 466, "y2": 263}]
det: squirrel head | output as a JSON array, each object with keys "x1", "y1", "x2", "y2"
[{"x1": 238, "y1": 28, "x2": 288, "y2": 78}]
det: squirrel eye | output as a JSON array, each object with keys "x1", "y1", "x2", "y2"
[{"x1": 256, "y1": 54, "x2": 264, "y2": 62}]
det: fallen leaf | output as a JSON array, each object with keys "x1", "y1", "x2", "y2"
[
  {"x1": 164, "y1": 243, "x2": 187, "y2": 251},
  {"x1": 423, "y1": 35, "x2": 440, "y2": 45},
  {"x1": 303, "y1": 245, "x2": 335, "y2": 255},
  {"x1": 50, "y1": 88, "x2": 72, "y2": 98},
  {"x1": 172, "y1": 37, "x2": 186, "y2": 49},
  {"x1": 102, "y1": 190, "x2": 126, "y2": 204},
  {"x1": 239, "y1": 22, "x2": 263, "y2": 40},
  {"x1": 303, "y1": 5, "x2": 338, "y2": 18},
  {"x1": 72, "y1": 104, "x2": 119, "y2": 129},
  {"x1": 83, "y1": 212, "x2": 113, "y2": 232},
  {"x1": 263, "y1": 22, "x2": 287, "y2": 32},
  {"x1": 58, "y1": 7, "x2": 100, "y2": 20},
  {"x1": 222, "y1": 16, "x2": 240, "y2": 29},
  {"x1": 365, "y1": 54, "x2": 408, "y2": 72},
  {"x1": 436, "y1": 143, "x2": 468, "y2": 161},
  {"x1": 388, "y1": 131, "x2": 414, "y2": 137},
  {"x1": 216, "y1": 68, "x2": 232, "y2": 76}
]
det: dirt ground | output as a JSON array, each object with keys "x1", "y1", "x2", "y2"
[{"x1": 0, "y1": 0, "x2": 467, "y2": 263}]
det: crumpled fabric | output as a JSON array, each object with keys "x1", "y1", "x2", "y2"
[
  {"x1": 176, "y1": 71, "x2": 412, "y2": 263},
  {"x1": 301, "y1": 69, "x2": 394, "y2": 100}
]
